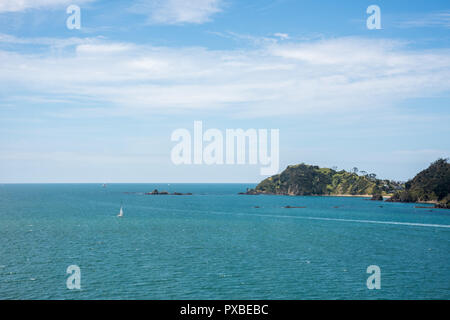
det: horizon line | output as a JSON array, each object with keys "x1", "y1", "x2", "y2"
[{"x1": 0, "y1": 181, "x2": 260, "y2": 184}]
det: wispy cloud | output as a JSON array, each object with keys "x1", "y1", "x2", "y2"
[
  {"x1": 397, "y1": 11, "x2": 450, "y2": 28},
  {"x1": 0, "y1": 0, "x2": 94, "y2": 13},
  {"x1": 1, "y1": 35, "x2": 450, "y2": 119},
  {"x1": 0, "y1": 32, "x2": 101, "y2": 48},
  {"x1": 130, "y1": 0, "x2": 224, "y2": 25},
  {"x1": 273, "y1": 33, "x2": 289, "y2": 40}
]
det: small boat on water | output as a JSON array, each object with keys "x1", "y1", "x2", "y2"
[
  {"x1": 102, "y1": 184, "x2": 107, "y2": 188},
  {"x1": 117, "y1": 205, "x2": 124, "y2": 217}
]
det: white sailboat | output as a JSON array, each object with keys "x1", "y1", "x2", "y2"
[{"x1": 117, "y1": 205, "x2": 124, "y2": 217}]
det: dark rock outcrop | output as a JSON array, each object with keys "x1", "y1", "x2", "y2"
[
  {"x1": 370, "y1": 193, "x2": 383, "y2": 201},
  {"x1": 145, "y1": 189, "x2": 192, "y2": 196},
  {"x1": 284, "y1": 205, "x2": 306, "y2": 208}
]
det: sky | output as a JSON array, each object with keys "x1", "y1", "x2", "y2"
[{"x1": 0, "y1": 0, "x2": 449, "y2": 183}]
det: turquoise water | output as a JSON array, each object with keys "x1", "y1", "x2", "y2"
[{"x1": 0, "y1": 183, "x2": 449, "y2": 300}]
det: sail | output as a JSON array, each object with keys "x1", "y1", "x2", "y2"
[{"x1": 118, "y1": 206, "x2": 123, "y2": 217}]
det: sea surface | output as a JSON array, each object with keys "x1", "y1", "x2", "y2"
[{"x1": 0, "y1": 183, "x2": 449, "y2": 300}]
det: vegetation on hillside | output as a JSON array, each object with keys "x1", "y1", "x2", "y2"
[
  {"x1": 387, "y1": 158, "x2": 450, "y2": 208},
  {"x1": 247, "y1": 163, "x2": 403, "y2": 196}
]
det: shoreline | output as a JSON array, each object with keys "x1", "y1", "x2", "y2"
[
  {"x1": 320, "y1": 194, "x2": 377, "y2": 198},
  {"x1": 241, "y1": 192, "x2": 391, "y2": 198}
]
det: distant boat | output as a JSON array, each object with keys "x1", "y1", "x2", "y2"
[
  {"x1": 102, "y1": 184, "x2": 107, "y2": 188},
  {"x1": 117, "y1": 205, "x2": 124, "y2": 217}
]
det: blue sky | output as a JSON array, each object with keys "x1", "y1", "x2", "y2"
[{"x1": 0, "y1": 0, "x2": 449, "y2": 183}]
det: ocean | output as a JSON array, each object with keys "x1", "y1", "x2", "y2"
[{"x1": 0, "y1": 183, "x2": 449, "y2": 299}]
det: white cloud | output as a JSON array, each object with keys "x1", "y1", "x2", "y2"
[
  {"x1": 0, "y1": 0, "x2": 93, "y2": 12},
  {"x1": 1, "y1": 35, "x2": 450, "y2": 118},
  {"x1": 273, "y1": 33, "x2": 289, "y2": 40},
  {"x1": 0, "y1": 32, "x2": 100, "y2": 47},
  {"x1": 398, "y1": 11, "x2": 450, "y2": 28},
  {"x1": 76, "y1": 43, "x2": 135, "y2": 55},
  {"x1": 130, "y1": 0, "x2": 223, "y2": 25}
]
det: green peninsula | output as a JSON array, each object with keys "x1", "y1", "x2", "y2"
[{"x1": 244, "y1": 163, "x2": 403, "y2": 197}]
